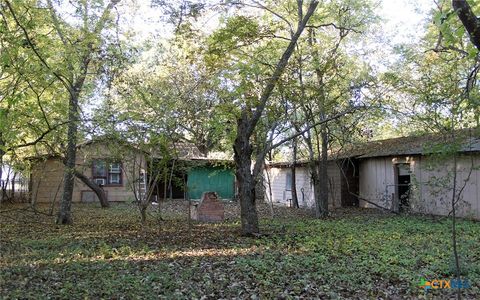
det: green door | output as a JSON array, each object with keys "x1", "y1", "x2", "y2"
[{"x1": 187, "y1": 166, "x2": 234, "y2": 200}]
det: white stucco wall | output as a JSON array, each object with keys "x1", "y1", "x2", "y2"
[
  {"x1": 264, "y1": 162, "x2": 342, "y2": 209},
  {"x1": 264, "y1": 166, "x2": 314, "y2": 208}
]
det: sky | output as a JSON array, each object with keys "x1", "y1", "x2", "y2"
[
  {"x1": 117, "y1": 0, "x2": 437, "y2": 79},
  {"x1": 121, "y1": 0, "x2": 435, "y2": 43},
  {"x1": 381, "y1": 0, "x2": 434, "y2": 42}
]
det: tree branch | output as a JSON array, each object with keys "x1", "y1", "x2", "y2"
[
  {"x1": 306, "y1": 22, "x2": 362, "y2": 34},
  {"x1": 452, "y1": 0, "x2": 480, "y2": 51},
  {"x1": 4, "y1": 0, "x2": 74, "y2": 95},
  {"x1": 7, "y1": 121, "x2": 69, "y2": 152},
  {"x1": 265, "y1": 106, "x2": 360, "y2": 153},
  {"x1": 247, "y1": 0, "x2": 319, "y2": 136},
  {"x1": 74, "y1": 170, "x2": 110, "y2": 208}
]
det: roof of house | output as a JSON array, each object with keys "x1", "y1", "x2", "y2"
[
  {"x1": 81, "y1": 139, "x2": 233, "y2": 163},
  {"x1": 170, "y1": 142, "x2": 206, "y2": 160},
  {"x1": 337, "y1": 128, "x2": 480, "y2": 159},
  {"x1": 267, "y1": 128, "x2": 480, "y2": 167},
  {"x1": 28, "y1": 139, "x2": 213, "y2": 162},
  {"x1": 266, "y1": 160, "x2": 310, "y2": 168}
]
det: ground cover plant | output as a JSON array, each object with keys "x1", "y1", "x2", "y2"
[{"x1": 1, "y1": 201, "x2": 479, "y2": 299}]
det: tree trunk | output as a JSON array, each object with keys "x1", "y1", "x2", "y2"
[
  {"x1": 10, "y1": 172, "x2": 16, "y2": 200},
  {"x1": 317, "y1": 126, "x2": 329, "y2": 217},
  {"x1": 74, "y1": 170, "x2": 109, "y2": 207},
  {"x1": 452, "y1": 0, "x2": 480, "y2": 51},
  {"x1": 2, "y1": 168, "x2": 11, "y2": 202},
  {"x1": 451, "y1": 138, "x2": 461, "y2": 300},
  {"x1": 291, "y1": 137, "x2": 299, "y2": 208},
  {"x1": 163, "y1": 167, "x2": 168, "y2": 202},
  {"x1": 234, "y1": 115, "x2": 259, "y2": 236},
  {"x1": 168, "y1": 160, "x2": 176, "y2": 201},
  {"x1": 56, "y1": 93, "x2": 78, "y2": 225},
  {"x1": 0, "y1": 135, "x2": 4, "y2": 203},
  {"x1": 312, "y1": 165, "x2": 322, "y2": 217},
  {"x1": 231, "y1": 1, "x2": 318, "y2": 235},
  {"x1": 255, "y1": 160, "x2": 266, "y2": 202},
  {"x1": 264, "y1": 162, "x2": 275, "y2": 217},
  {"x1": 140, "y1": 204, "x2": 147, "y2": 225},
  {"x1": 309, "y1": 26, "x2": 329, "y2": 218}
]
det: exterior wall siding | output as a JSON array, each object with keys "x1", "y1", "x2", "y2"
[
  {"x1": 411, "y1": 155, "x2": 480, "y2": 219},
  {"x1": 30, "y1": 142, "x2": 146, "y2": 204},
  {"x1": 358, "y1": 157, "x2": 396, "y2": 209},
  {"x1": 264, "y1": 166, "x2": 314, "y2": 207},
  {"x1": 31, "y1": 159, "x2": 64, "y2": 204},
  {"x1": 328, "y1": 162, "x2": 342, "y2": 208},
  {"x1": 264, "y1": 161, "x2": 342, "y2": 209},
  {"x1": 358, "y1": 154, "x2": 480, "y2": 220}
]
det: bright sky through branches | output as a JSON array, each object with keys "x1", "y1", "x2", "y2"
[
  {"x1": 124, "y1": 0, "x2": 434, "y2": 44},
  {"x1": 381, "y1": 0, "x2": 434, "y2": 43}
]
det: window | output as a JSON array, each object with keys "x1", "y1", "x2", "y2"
[
  {"x1": 94, "y1": 178, "x2": 106, "y2": 186},
  {"x1": 109, "y1": 163, "x2": 121, "y2": 184},
  {"x1": 93, "y1": 160, "x2": 107, "y2": 177},
  {"x1": 285, "y1": 171, "x2": 292, "y2": 191},
  {"x1": 92, "y1": 160, "x2": 122, "y2": 186}
]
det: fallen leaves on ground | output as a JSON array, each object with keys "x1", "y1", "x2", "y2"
[{"x1": 0, "y1": 201, "x2": 479, "y2": 299}]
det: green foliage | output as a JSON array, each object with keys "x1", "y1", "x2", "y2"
[
  {"x1": 383, "y1": 30, "x2": 479, "y2": 133},
  {"x1": 433, "y1": 0, "x2": 479, "y2": 57},
  {"x1": 101, "y1": 26, "x2": 235, "y2": 156},
  {"x1": 0, "y1": 0, "x2": 123, "y2": 167},
  {"x1": 207, "y1": 15, "x2": 260, "y2": 62},
  {"x1": 1, "y1": 203, "x2": 479, "y2": 298}
]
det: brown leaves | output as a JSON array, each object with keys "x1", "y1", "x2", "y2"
[{"x1": 1, "y1": 201, "x2": 479, "y2": 299}]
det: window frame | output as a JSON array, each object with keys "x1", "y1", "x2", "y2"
[
  {"x1": 92, "y1": 160, "x2": 123, "y2": 187},
  {"x1": 285, "y1": 171, "x2": 292, "y2": 191},
  {"x1": 108, "y1": 162, "x2": 122, "y2": 185}
]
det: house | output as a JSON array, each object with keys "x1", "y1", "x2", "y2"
[
  {"x1": 29, "y1": 139, "x2": 236, "y2": 204},
  {"x1": 265, "y1": 129, "x2": 480, "y2": 220},
  {"x1": 352, "y1": 130, "x2": 480, "y2": 220},
  {"x1": 264, "y1": 159, "x2": 358, "y2": 208},
  {"x1": 152, "y1": 158, "x2": 236, "y2": 201},
  {"x1": 147, "y1": 142, "x2": 236, "y2": 201},
  {"x1": 30, "y1": 139, "x2": 147, "y2": 204}
]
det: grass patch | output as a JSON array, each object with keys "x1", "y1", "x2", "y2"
[{"x1": 0, "y1": 202, "x2": 479, "y2": 299}]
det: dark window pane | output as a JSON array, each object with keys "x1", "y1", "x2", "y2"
[
  {"x1": 93, "y1": 160, "x2": 107, "y2": 177},
  {"x1": 286, "y1": 172, "x2": 292, "y2": 190}
]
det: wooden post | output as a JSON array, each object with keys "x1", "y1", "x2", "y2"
[{"x1": 391, "y1": 193, "x2": 399, "y2": 213}]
